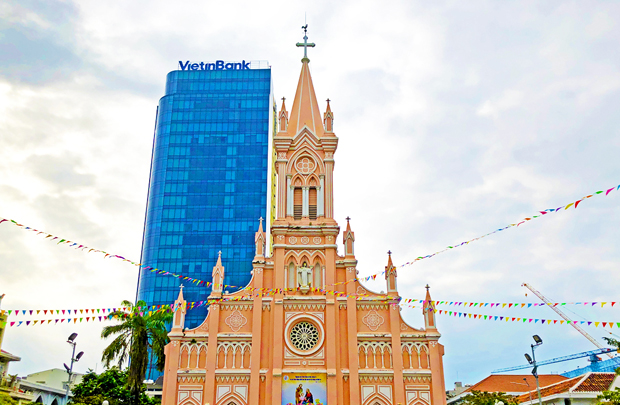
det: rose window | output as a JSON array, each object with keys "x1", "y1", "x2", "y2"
[{"x1": 289, "y1": 321, "x2": 319, "y2": 351}]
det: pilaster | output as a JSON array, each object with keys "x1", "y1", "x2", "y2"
[
  {"x1": 249, "y1": 265, "x2": 265, "y2": 404},
  {"x1": 203, "y1": 304, "x2": 220, "y2": 405},
  {"x1": 345, "y1": 266, "x2": 361, "y2": 405}
]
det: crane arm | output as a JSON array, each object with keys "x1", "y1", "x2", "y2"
[
  {"x1": 492, "y1": 348, "x2": 617, "y2": 373},
  {"x1": 522, "y1": 283, "x2": 614, "y2": 359}
]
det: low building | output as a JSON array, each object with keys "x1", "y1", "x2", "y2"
[
  {"x1": 1, "y1": 298, "x2": 78, "y2": 405},
  {"x1": 447, "y1": 375, "x2": 568, "y2": 404},
  {"x1": 516, "y1": 372, "x2": 618, "y2": 405},
  {"x1": 24, "y1": 369, "x2": 83, "y2": 392}
]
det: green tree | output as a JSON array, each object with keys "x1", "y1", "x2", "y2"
[
  {"x1": 597, "y1": 387, "x2": 620, "y2": 405},
  {"x1": 461, "y1": 391, "x2": 519, "y2": 405},
  {"x1": 101, "y1": 300, "x2": 172, "y2": 405},
  {"x1": 0, "y1": 393, "x2": 18, "y2": 405},
  {"x1": 69, "y1": 367, "x2": 156, "y2": 405}
]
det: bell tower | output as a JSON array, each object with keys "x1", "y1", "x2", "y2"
[{"x1": 274, "y1": 28, "x2": 338, "y2": 225}]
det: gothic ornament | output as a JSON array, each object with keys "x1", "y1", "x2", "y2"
[
  {"x1": 362, "y1": 310, "x2": 385, "y2": 331},
  {"x1": 295, "y1": 157, "x2": 315, "y2": 174},
  {"x1": 224, "y1": 310, "x2": 248, "y2": 332}
]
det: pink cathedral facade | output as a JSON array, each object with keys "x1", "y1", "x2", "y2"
[{"x1": 161, "y1": 38, "x2": 448, "y2": 405}]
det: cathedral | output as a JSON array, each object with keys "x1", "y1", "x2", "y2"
[{"x1": 161, "y1": 32, "x2": 448, "y2": 405}]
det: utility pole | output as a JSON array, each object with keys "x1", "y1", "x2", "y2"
[
  {"x1": 524, "y1": 335, "x2": 543, "y2": 405},
  {"x1": 63, "y1": 333, "x2": 84, "y2": 404}
]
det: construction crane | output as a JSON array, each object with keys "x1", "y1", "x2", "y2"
[
  {"x1": 492, "y1": 347, "x2": 618, "y2": 373},
  {"x1": 522, "y1": 283, "x2": 614, "y2": 359}
]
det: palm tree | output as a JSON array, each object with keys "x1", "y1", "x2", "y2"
[{"x1": 101, "y1": 300, "x2": 173, "y2": 405}]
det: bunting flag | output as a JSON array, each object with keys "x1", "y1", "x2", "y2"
[
  {"x1": 391, "y1": 183, "x2": 620, "y2": 271},
  {"x1": 1, "y1": 182, "x2": 619, "y2": 295},
  {"x1": 2, "y1": 296, "x2": 618, "y2": 319},
  {"x1": 8, "y1": 316, "x2": 110, "y2": 327},
  {"x1": 431, "y1": 307, "x2": 619, "y2": 327}
]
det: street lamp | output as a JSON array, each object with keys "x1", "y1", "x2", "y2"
[
  {"x1": 63, "y1": 333, "x2": 84, "y2": 402},
  {"x1": 524, "y1": 335, "x2": 543, "y2": 405}
]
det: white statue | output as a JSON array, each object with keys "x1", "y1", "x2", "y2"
[{"x1": 297, "y1": 262, "x2": 313, "y2": 293}]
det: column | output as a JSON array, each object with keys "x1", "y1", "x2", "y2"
[
  {"x1": 286, "y1": 176, "x2": 293, "y2": 217},
  {"x1": 429, "y1": 341, "x2": 447, "y2": 405},
  {"x1": 317, "y1": 176, "x2": 325, "y2": 217},
  {"x1": 249, "y1": 265, "x2": 264, "y2": 404},
  {"x1": 162, "y1": 341, "x2": 181, "y2": 405},
  {"x1": 325, "y1": 162, "x2": 334, "y2": 218},
  {"x1": 389, "y1": 301, "x2": 406, "y2": 405},
  {"x1": 204, "y1": 304, "x2": 221, "y2": 405},
  {"x1": 276, "y1": 161, "x2": 287, "y2": 219},
  {"x1": 302, "y1": 186, "x2": 309, "y2": 217},
  {"x1": 345, "y1": 268, "x2": 361, "y2": 405},
  {"x1": 324, "y1": 246, "x2": 338, "y2": 404}
]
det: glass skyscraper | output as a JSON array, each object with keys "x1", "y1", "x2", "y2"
[{"x1": 137, "y1": 62, "x2": 273, "y2": 354}]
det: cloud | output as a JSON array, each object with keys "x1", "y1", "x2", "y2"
[{"x1": 2, "y1": 0, "x2": 620, "y2": 389}]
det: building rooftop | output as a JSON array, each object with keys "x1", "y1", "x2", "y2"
[
  {"x1": 516, "y1": 372, "x2": 616, "y2": 403},
  {"x1": 465, "y1": 374, "x2": 568, "y2": 394},
  {"x1": 0, "y1": 349, "x2": 21, "y2": 362}
]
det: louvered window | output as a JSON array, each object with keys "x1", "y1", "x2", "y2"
[
  {"x1": 293, "y1": 188, "x2": 303, "y2": 220},
  {"x1": 309, "y1": 188, "x2": 317, "y2": 220}
]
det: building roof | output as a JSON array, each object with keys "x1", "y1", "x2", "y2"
[
  {"x1": 286, "y1": 60, "x2": 324, "y2": 138},
  {"x1": 464, "y1": 374, "x2": 568, "y2": 394},
  {"x1": 0, "y1": 349, "x2": 21, "y2": 362},
  {"x1": 516, "y1": 372, "x2": 616, "y2": 403}
]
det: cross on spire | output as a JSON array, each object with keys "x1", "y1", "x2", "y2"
[
  {"x1": 296, "y1": 24, "x2": 316, "y2": 61},
  {"x1": 346, "y1": 216, "x2": 351, "y2": 222},
  {"x1": 387, "y1": 250, "x2": 392, "y2": 256}
]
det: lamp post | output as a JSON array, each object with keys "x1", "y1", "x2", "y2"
[
  {"x1": 63, "y1": 333, "x2": 84, "y2": 404},
  {"x1": 524, "y1": 335, "x2": 543, "y2": 405}
]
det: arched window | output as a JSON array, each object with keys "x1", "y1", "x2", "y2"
[
  {"x1": 313, "y1": 262, "x2": 321, "y2": 288},
  {"x1": 288, "y1": 262, "x2": 296, "y2": 289},
  {"x1": 309, "y1": 188, "x2": 317, "y2": 220},
  {"x1": 293, "y1": 188, "x2": 303, "y2": 220}
]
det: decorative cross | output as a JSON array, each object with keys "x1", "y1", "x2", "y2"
[
  {"x1": 346, "y1": 216, "x2": 351, "y2": 222},
  {"x1": 388, "y1": 250, "x2": 392, "y2": 256},
  {"x1": 425, "y1": 284, "x2": 430, "y2": 291},
  {"x1": 179, "y1": 284, "x2": 184, "y2": 291},
  {"x1": 296, "y1": 24, "x2": 316, "y2": 60},
  {"x1": 326, "y1": 98, "x2": 330, "y2": 103},
  {"x1": 281, "y1": 97, "x2": 286, "y2": 103}
]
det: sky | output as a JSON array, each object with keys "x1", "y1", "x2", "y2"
[{"x1": 1, "y1": 0, "x2": 620, "y2": 390}]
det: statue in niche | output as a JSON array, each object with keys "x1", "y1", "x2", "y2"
[{"x1": 297, "y1": 261, "x2": 313, "y2": 294}]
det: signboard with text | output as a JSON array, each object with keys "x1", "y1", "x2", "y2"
[{"x1": 282, "y1": 373, "x2": 327, "y2": 405}]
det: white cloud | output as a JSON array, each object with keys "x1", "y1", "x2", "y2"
[{"x1": 1, "y1": 0, "x2": 620, "y2": 388}]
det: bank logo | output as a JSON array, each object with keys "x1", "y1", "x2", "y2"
[{"x1": 179, "y1": 60, "x2": 251, "y2": 71}]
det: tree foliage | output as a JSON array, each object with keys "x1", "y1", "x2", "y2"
[
  {"x1": 597, "y1": 387, "x2": 620, "y2": 405},
  {"x1": 69, "y1": 367, "x2": 157, "y2": 405},
  {"x1": 461, "y1": 391, "x2": 519, "y2": 405},
  {"x1": 0, "y1": 393, "x2": 18, "y2": 405},
  {"x1": 101, "y1": 300, "x2": 172, "y2": 405}
]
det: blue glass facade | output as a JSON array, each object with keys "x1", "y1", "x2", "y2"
[{"x1": 137, "y1": 67, "x2": 272, "y2": 354}]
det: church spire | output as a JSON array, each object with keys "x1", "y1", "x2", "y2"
[
  {"x1": 424, "y1": 284, "x2": 437, "y2": 330},
  {"x1": 385, "y1": 251, "x2": 398, "y2": 295},
  {"x1": 171, "y1": 284, "x2": 186, "y2": 331},
  {"x1": 210, "y1": 251, "x2": 225, "y2": 297},
  {"x1": 343, "y1": 216, "x2": 355, "y2": 257},
  {"x1": 287, "y1": 26, "x2": 324, "y2": 137}
]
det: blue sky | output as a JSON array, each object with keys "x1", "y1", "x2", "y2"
[{"x1": 1, "y1": 0, "x2": 620, "y2": 388}]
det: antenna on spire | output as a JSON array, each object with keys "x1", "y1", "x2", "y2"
[{"x1": 296, "y1": 24, "x2": 316, "y2": 62}]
